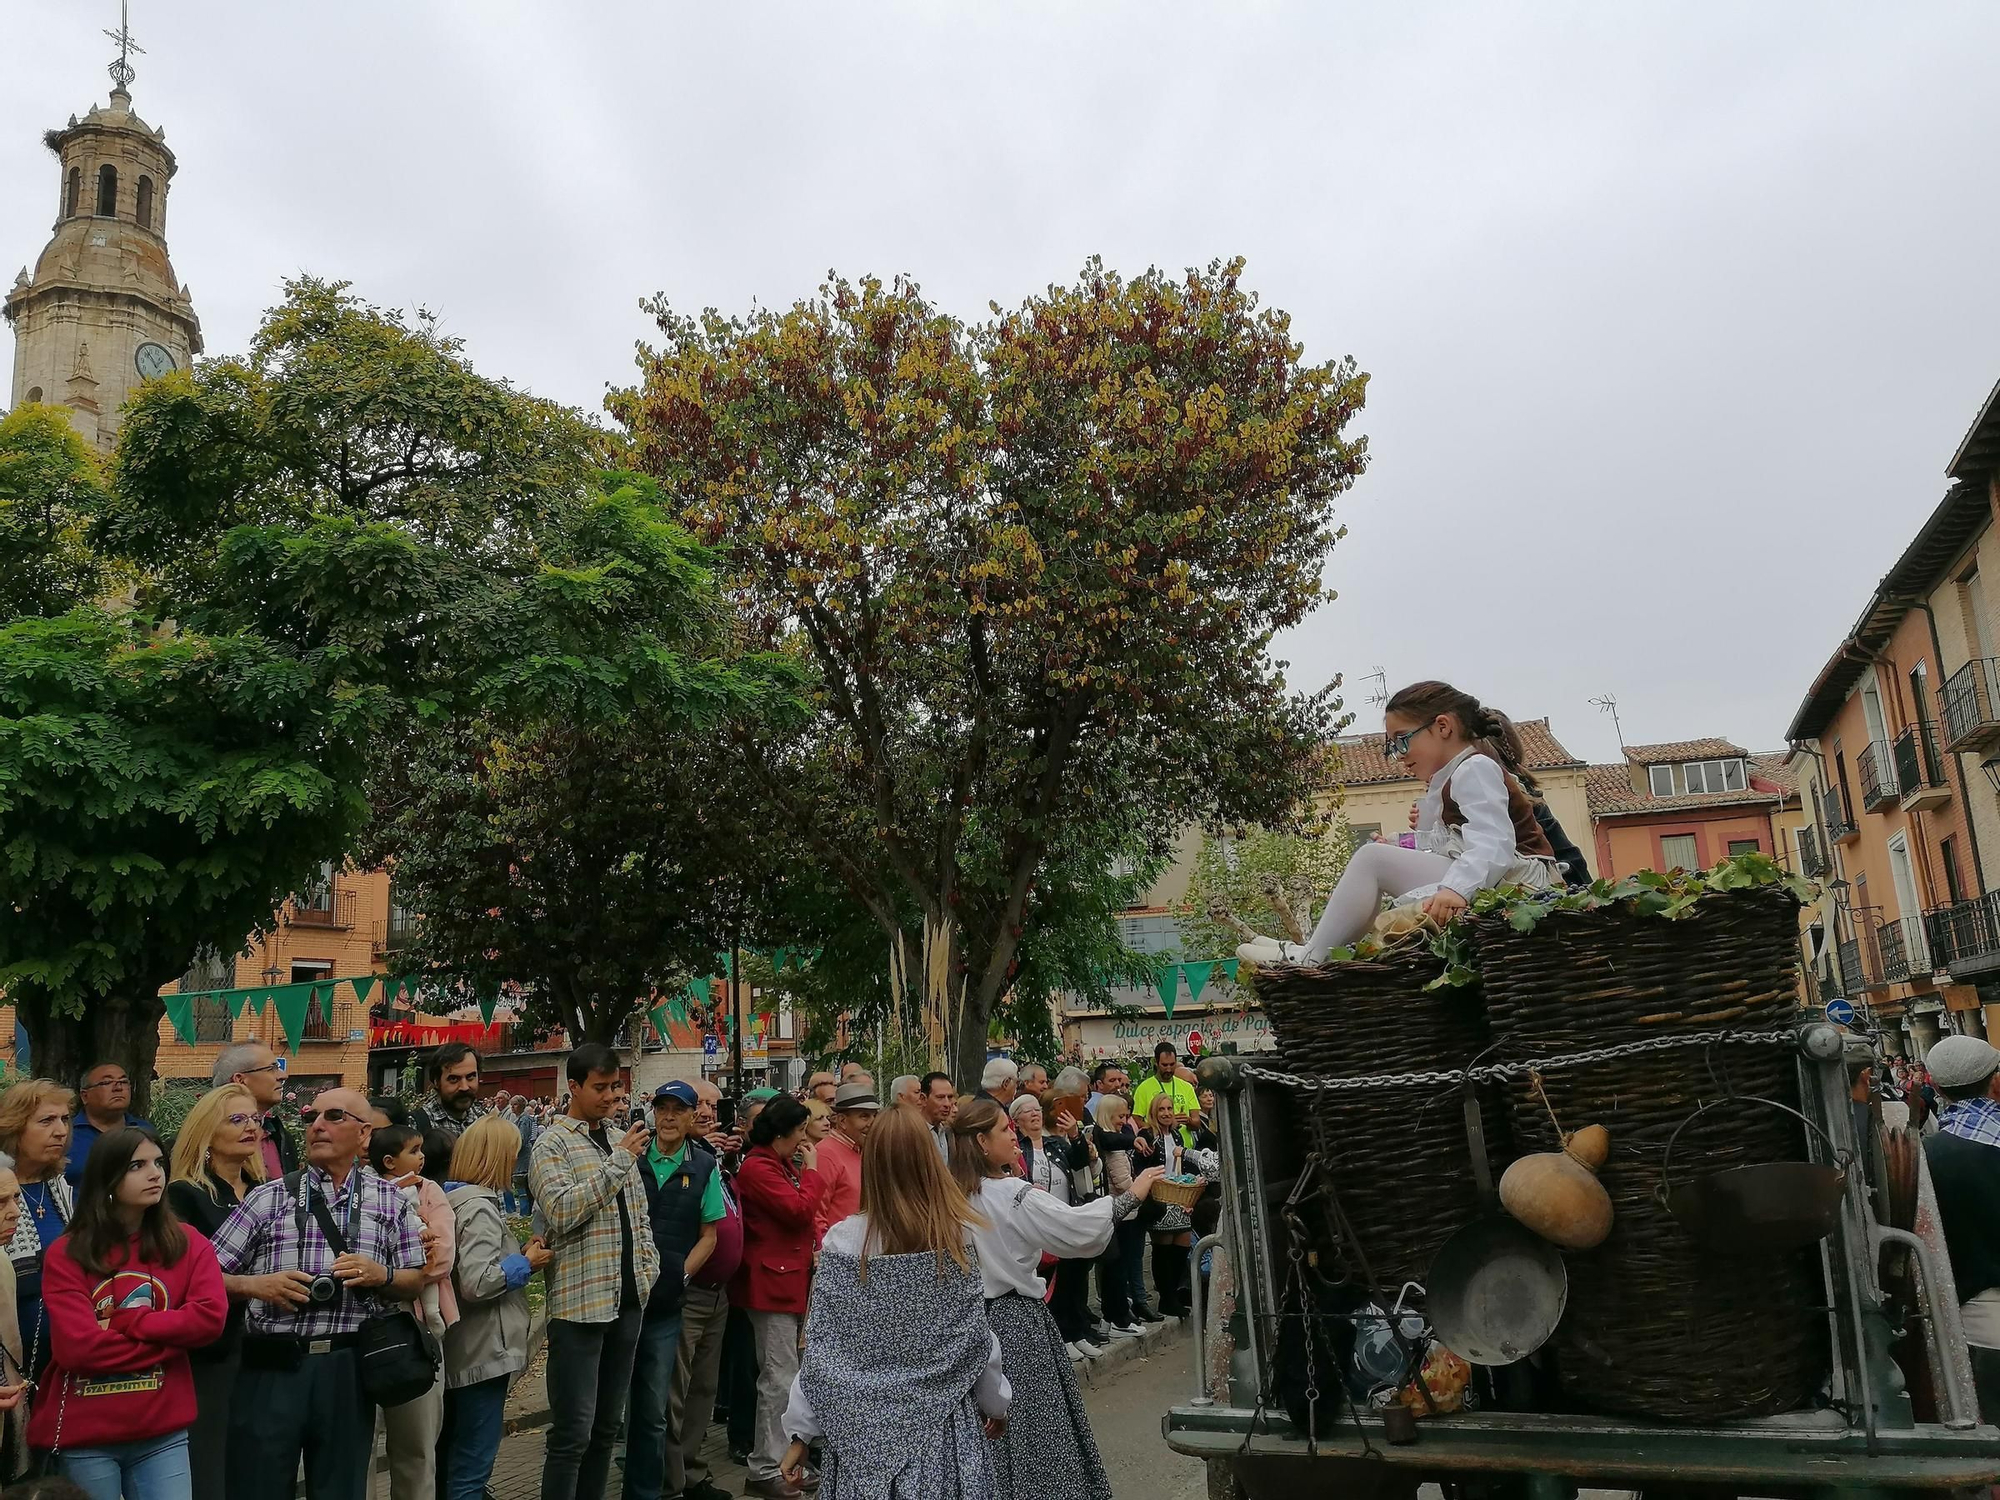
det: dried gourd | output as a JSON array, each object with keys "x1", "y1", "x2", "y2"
[{"x1": 1499, "y1": 1124, "x2": 1613, "y2": 1251}]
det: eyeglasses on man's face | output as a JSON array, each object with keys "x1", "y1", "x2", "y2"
[
  {"x1": 300, "y1": 1107, "x2": 358, "y2": 1127},
  {"x1": 82, "y1": 1076, "x2": 130, "y2": 1093}
]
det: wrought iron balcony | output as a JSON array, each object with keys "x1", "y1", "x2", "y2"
[
  {"x1": 1941, "y1": 658, "x2": 2000, "y2": 754},
  {"x1": 1858, "y1": 741, "x2": 1897, "y2": 813},
  {"x1": 1795, "y1": 825, "x2": 1827, "y2": 880},
  {"x1": 1878, "y1": 919, "x2": 1909, "y2": 983},
  {"x1": 1824, "y1": 784, "x2": 1859, "y2": 844},
  {"x1": 1895, "y1": 720, "x2": 1951, "y2": 811},
  {"x1": 1926, "y1": 891, "x2": 2000, "y2": 976},
  {"x1": 288, "y1": 887, "x2": 356, "y2": 931}
]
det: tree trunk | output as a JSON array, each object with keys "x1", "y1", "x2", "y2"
[
  {"x1": 949, "y1": 994, "x2": 991, "y2": 1096},
  {"x1": 21, "y1": 992, "x2": 167, "y2": 1114}
]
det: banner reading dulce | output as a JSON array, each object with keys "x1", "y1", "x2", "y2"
[{"x1": 1065, "y1": 1009, "x2": 1276, "y2": 1059}]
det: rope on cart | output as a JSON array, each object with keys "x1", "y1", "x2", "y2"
[{"x1": 1243, "y1": 1028, "x2": 1795, "y2": 1094}]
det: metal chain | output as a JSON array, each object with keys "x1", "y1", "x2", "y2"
[{"x1": 1243, "y1": 1027, "x2": 1796, "y2": 1094}]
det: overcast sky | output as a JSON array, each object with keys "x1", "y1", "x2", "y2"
[{"x1": 8, "y1": 2, "x2": 1998, "y2": 765}]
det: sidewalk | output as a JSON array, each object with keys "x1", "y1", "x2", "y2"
[{"x1": 443, "y1": 1314, "x2": 1190, "y2": 1500}]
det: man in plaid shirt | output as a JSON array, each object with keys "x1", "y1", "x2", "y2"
[
  {"x1": 532, "y1": 1042, "x2": 659, "y2": 1500},
  {"x1": 211, "y1": 1086, "x2": 427, "y2": 1500}
]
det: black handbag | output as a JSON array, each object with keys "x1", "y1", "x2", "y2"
[{"x1": 303, "y1": 1181, "x2": 441, "y2": 1407}]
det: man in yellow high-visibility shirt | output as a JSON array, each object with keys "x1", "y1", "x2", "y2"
[{"x1": 1130, "y1": 1040, "x2": 1200, "y2": 1146}]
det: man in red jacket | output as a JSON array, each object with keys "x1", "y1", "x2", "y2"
[{"x1": 813, "y1": 1082, "x2": 880, "y2": 1245}]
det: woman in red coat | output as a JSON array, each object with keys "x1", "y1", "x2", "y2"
[{"x1": 731, "y1": 1096, "x2": 824, "y2": 1500}]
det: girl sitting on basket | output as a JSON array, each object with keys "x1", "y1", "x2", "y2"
[{"x1": 1236, "y1": 680, "x2": 1564, "y2": 967}]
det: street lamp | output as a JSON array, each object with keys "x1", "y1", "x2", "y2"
[{"x1": 1981, "y1": 756, "x2": 2000, "y2": 796}]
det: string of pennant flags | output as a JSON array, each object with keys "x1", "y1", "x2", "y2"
[
  {"x1": 162, "y1": 974, "x2": 503, "y2": 1054},
  {"x1": 1150, "y1": 958, "x2": 1242, "y2": 1018},
  {"x1": 648, "y1": 947, "x2": 822, "y2": 1048}
]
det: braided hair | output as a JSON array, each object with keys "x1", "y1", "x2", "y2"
[{"x1": 1384, "y1": 680, "x2": 1540, "y2": 794}]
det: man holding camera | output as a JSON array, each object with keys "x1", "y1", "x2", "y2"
[{"x1": 209, "y1": 1085, "x2": 428, "y2": 1500}]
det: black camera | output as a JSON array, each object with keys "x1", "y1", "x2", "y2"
[{"x1": 306, "y1": 1273, "x2": 342, "y2": 1304}]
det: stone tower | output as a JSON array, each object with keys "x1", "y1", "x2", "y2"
[{"x1": 4, "y1": 60, "x2": 201, "y2": 453}]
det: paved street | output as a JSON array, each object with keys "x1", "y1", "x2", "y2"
[{"x1": 405, "y1": 1329, "x2": 1207, "y2": 1500}]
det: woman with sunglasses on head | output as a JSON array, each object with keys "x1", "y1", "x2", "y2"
[
  {"x1": 34, "y1": 1127, "x2": 227, "y2": 1500},
  {"x1": 165, "y1": 1085, "x2": 266, "y2": 1498},
  {"x1": 1236, "y1": 681, "x2": 1567, "y2": 966}
]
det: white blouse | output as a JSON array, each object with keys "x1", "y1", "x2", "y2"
[
  {"x1": 782, "y1": 1214, "x2": 1010, "y2": 1441},
  {"x1": 970, "y1": 1176, "x2": 1120, "y2": 1300},
  {"x1": 1419, "y1": 749, "x2": 1522, "y2": 900}
]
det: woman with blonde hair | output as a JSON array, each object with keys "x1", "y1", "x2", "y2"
[
  {"x1": 778, "y1": 1105, "x2": 1008, "y2": 1500},
  {"x1": 165, "y1": 1084, "x2": 266, "y2": 1496},
  {"x1": 0, "y1": 1079, "x2": 74, "y2": 1378},
  {"x1": 948, "y1": 1098, "x2": 1164, "y2": 1500},
  {"x1": 441, "y1": 1113, "x2": 549, "y2": 1500}
]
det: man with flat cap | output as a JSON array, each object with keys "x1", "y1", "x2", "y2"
[{"x1": 1922, "y1": 1034, "x2": 2000, "y2": 1419}]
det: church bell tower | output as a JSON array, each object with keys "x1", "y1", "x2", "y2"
[{"x1": 4, "y1": 5, "x2": 201, "y2": 453}]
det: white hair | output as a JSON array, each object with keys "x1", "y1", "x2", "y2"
[
  {"x1": 1052, "y1": 1066, "x2": 1090, "y2": 1099},
  {"x1": 211, "y1": 1043, "x2": 269, "y2": 1089},
  {"x1": 981, "y1": 1057, "x2": 1019, "y2": 1091},
  {"x1": 890, "y1": 1074, "x2": 920, "y2": 1102},
  {"x1": 1008, "y1": 1093, "x2": 1042, "y2": 1121}
]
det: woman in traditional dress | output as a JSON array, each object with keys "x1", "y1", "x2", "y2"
[
  {"x1": 947, "y1": 1098, "x2": 1164, "y2": 1500},
  {"x1": 779, "y1": 1106, "x2": 1008, "y2": 1500}
]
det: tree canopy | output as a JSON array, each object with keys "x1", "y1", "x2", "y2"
[{"x1": 619, "y1": 256, "x2": 1367, "y2": 1084}]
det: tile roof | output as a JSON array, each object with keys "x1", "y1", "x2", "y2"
[
  {"x1": 1622, "y1": 738, "x2": 1748, "y2": 765},
  {"x1": 1585, "y1": 761, "x2": 1795, "y2": 818},
  {"x1": 1334, "y1": 718, "x2": 1583, "y2": 787},
  {"x1": 1750, "y1": 751, "x2": 1800, "y2": 795}
]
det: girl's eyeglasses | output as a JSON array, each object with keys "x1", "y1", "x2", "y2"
[{"x1": 1385, "y1": 722, "x2": 1434, "y2": 760}]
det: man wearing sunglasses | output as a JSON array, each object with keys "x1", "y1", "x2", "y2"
[
  {"x1": 210, "y1": 1086, "x2": 427, "y2": 1500},
  {"x1": 63, "y1": 1061, "x2": 151, "y2": 1185}
]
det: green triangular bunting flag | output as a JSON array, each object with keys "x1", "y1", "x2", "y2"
[
  {"x1": 1221, "y1": 959, "x2": 1240, "y2": 983},
  {"x1": 771, "y1": 948, "x2": 791, "y2": 973},
  {"x1": 164, "y1": 992, "x2": 195, "y2": 1047},
  {"x1": 477, "y1": 991, "x2": 499, "y2": 1026},
  {"x1": 350, "y1": 975, "x2": 376, "y2": 1006},
  {"x1": 272, "y1": 984, "x2": 312, "y2": 1052},
  {"x1": 689, "y1": 977, "x2": 711, "y2": 1007},
  {"x1": 650, "y1": 1006, "x2": 672, "y2": 1045},
  {"x1": 1183, "y1": 961, "x2": 1215, "y2": 1007},
  {"x1": 1154, "y1": 964, "x2": 1180, "y2": 1018}
]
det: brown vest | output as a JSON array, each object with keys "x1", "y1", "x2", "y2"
[{"x1": 1438, "y1": 751, "x2": 1556, "y2": 861}]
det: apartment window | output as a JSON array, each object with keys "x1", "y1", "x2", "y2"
[
  {"x1": 1683, "y1": 760, "x2": 1747, "y2": 794},
  {"x1": 1942, "y1": 835, "x2": 1966, "y2": 905},
  {"x1": 1659, "y1": 835, "x2": 1699, "y2": 872},
  {"x1": 298, "y1": 861, "x2": 334, "y2": 914},
  {"x1": 1348, "y1": 823, "x2": 1380, "y2": 853},
  {"x1": 1116, "y1": 914, "x2": 1183, "y2": 955},
  {"x1": 1727, "y1": 838, "x2": 1760, "y2": 857},
  {"x1": 1648, "y1": 765, "x2": 1675, "y2": 797},
  {"x1": 292, "y1": 960, "x2": 334, "y2": 1041}
]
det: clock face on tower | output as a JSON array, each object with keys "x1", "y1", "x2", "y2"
[{"x1": 134, "y1": 342, "x2": 177, "y2": 379}]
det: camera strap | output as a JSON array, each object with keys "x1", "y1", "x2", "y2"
[
  {"x1": 306, "y1": 1189, "x2": 348, "y2": 1257},
  {"x1": 285, "y1": 1168, "x2": 364, "y2": 1266}
]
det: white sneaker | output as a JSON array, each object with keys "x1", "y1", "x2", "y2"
[
  {"x1": 1065, "y1": 1342, "x2": 1084, "y2": 1361},
  {"x1": 1072, "y1": 1338, "x2": 1104, "y2": 1359},
  {"x1": 1234, "y1": 936, "x2": 1286, "y2": 964},
  {"x1": 1106, "y1": 1322, "x2": 1143, "y2": 1340}
]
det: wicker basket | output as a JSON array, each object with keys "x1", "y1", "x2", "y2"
[
  {"x1": 1151, "y1": 1176, "x2": 1207, "y2": 1212},
  {"x1": 1255, "y1": 947, "x2": 1504, "y2": 1290},
  {"x1": 1471, "y1": 885, "x2": 1824, "y2": 1423}
]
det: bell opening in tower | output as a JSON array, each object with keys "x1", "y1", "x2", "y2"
[{"x1": 95, "y1": 164, "x2": 117, "y2": 217}]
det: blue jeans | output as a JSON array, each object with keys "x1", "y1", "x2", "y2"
[
  {"x1": 442, "y1": 1375, "x2": 510, "y2": 1500},
  {"x1": 506, "y1": 1172, "x2": 533, "y2": 1214},
  {"x1": 62, "y1": 1430, "x2": 192, "y2": 1500},
  {"x1": 620, "y1": 1310, "x2": 685, "y2": 1500}
]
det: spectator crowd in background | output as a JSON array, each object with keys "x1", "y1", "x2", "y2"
[{"x1": 0, "y1": 1035, "x2": 1218, "y2": 1500}]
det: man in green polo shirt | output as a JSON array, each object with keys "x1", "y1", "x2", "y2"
[
  {"x1": 628, "y1": 1080, "x2": 728, "y2": 1500},
  {"x1": 1131, "y1": 1040, "x2": 1200, "y2": 1145}
]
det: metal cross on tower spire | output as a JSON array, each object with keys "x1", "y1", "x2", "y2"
[{"x1": 104, "y1": 0, "x2": 144, "y2": 91}]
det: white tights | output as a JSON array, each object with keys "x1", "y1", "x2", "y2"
[{"x1": 1297, "y1": 843, "x2": 1454, "y2": 961}]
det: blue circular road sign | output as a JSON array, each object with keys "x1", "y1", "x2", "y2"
[{"x1": 1825, "y1": 997, "x2": 1856, "y2": 1026}]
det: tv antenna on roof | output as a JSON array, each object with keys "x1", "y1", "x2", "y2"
[
  {"x1": 105, "y1": 0, "x2": 144, "y2": 90},
  {"x1": 1362, "y1": 667, "x2": 1388, "y2": 708},
  {"x1": 1589, "y1": 693, "x2": 1625, "y2": 749}
]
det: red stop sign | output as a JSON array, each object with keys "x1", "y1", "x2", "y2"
[{"x1": 1186, "y1": 1031, "x2": 1204, "y2": 1056}]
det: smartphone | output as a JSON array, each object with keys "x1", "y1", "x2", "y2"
[{"x1": 716, "y1": 1096, "x2": 737, "y2": 1134}]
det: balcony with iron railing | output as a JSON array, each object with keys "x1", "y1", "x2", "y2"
[
  {"x1": 289, "y1": 886, "x2": 357, "y2": 931},
  {"x1": 1940, "y1": 658, "x2": 2000, "y2": 754},
  {"x1": 1895, "y1": 720, "x2": 1951, "y2": 811},
  {"x1": 1825, "y1": 784, "x2": 1859, "y2": 844},
  {"x1": 1925, "y1": 890, "x2": 2000, "y2": 976},
  {"x1": 1795, "y1": 825, "x2": 1828, "y2": 880},
  {"x1": 1858, "y1": 741, "x2": 1897, "y2": 813}
]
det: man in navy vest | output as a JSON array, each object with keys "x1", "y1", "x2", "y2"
[{"x1": 626, "y1": 1081, "x2": 725, "y2": 1500}]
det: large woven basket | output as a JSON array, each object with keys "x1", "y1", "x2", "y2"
[
  {"x1": 1255, "y1": 947, "x2": 1503, "y2": 1291},
  {"x1": 1472, "y1": 885, "x2": 1824, "y2": 1423}
]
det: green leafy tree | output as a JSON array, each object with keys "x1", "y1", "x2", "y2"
[
  {"x1": 1175, "y1": 810, "x2": 1354, "y2": 962},
  {"x1": 619, "y1": 257, "x2": 1367, "y2": 1086},
  {"x1": 0, "y1": 405, "x2": 110, "y2": 618},
  {"x1": 2, "y1": 279, "x2": 772, "y2": 1097}
]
